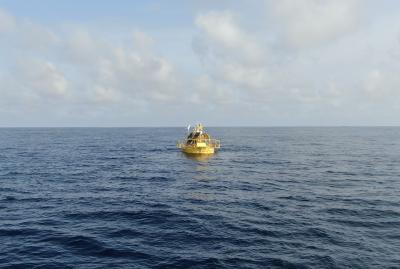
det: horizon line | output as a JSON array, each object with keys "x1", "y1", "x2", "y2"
[{"x1": 1, "y1": 125, "x2": 400, "y2": 128}]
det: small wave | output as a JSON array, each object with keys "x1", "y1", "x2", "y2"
[
  {"x1": 325, "y1": 170, "x2": 358, "y2": 176},
  {"x1": 235, "y1": 201, "x2": 272, "y2": 212},
  {"x1": 148, "y1": 148, "x2": 164, "y2": 152},
  {"x1": 111, "y1": 175, "x2": 172, "y2": 181},
  {"x1": 107, "y1": 228, "x2": 143, "y2": 238},
  {"x1": 154, "y1": 257, "x2": 223, "y2": 269},
  {"x1": 304, "y1": 227, "x2": 330, "y2": 238},
  {"x1": 0, "y1": 228, "x2": 41, "y2": 237},
  {"x1": 328, "y1": 218, "x2": 400, "y2": 228},
  {"x1": 111, "y1": 175, "x2": 138, "y2": 180},
  {"x1": 149, "y1": 176, "x2": 171, "y2": 181},
  {"x1": 1, "y1": 262, "x2": 74, "y2": 269},
  {"x1": 323, "y1": 207, "x2": 360, "y2": 216},
  {"x1": 267, "y1": 257, "x2": 310, "y2": 269},
  {"x1": 220, "y1": 221, "x2": 282, "y2": 239},
  {"x1": 2, "y1": 196, "x2": 17, "y2": 202},
  {"x1": 279, "y1": 195, "x2": 311, "y2": 202},
  {"x1": 64, "y1": 209, "x2": 186, "y2": 225},
  {"x1": 1, "y1": 171, "x2": 25, "y2": 176},
  {"x1": 323, "y1": 207, "x2": 400, "y2": 219},
  {"x1": 0, "y1": 196, "x2": 47, "y2": 203},
  {"x1": 42, "y1": 234, "x2": 155, "y2": 260},
  {"x1": 98, "y1": 156, "x2": 121, "y2": 160}
]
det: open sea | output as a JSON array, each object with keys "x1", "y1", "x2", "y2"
[{"x1": 0, "y1": 127, "x2": 399, "y2": 269}]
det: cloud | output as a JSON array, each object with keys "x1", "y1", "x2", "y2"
[
  {"x1": 0, "y1": 58, "x2": 68, "y2": 111},
  {"x1": 96, "y1": 44, "x2": 180, "y2": 102},
  {"x1": 363, "y1": 68, "x2": 400, "y2": 101},
  {"x1": 0, "y1": 9, "x2": 58, "y2": 52},
  {"x1": 193, "y1": 10, "x2": 271, "y2": 105},
  {"x1": 189, "y1": 75, "x2": 237, "y2": 106},
  {"x1": 0, "y1": 7, "x2": 194, "y2": 126},
  {"x1": 268, "y1": 0, "x2": 362, "y2": 49},
  {"x1": 92, "y1": 85, "x2": 120, "y2": 103},
  {"x1": 191, "y1": 4, "x2": 400, "y2": 125},
  {"x1": 0, "y1": 8, "x2": 183, "y2": 112},
  {"x1": 0, "y1": 8, "x2": 15, "y2": 33},
  {"x1": 195, "y1": 10, "x2": 265, "y2": 65},
  {"x1": 1, "y1": 3, "x2": 400, "y2": 126},
  {"x1": 15, "y1": 59, "x2": 68, "y2": 98},
  {"x1": 63, "y1": 29, "x2": 100, "y2": 63}
]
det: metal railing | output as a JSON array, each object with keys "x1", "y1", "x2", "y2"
[{"x1": 177, "y1": 138, "x2": 220, "y2": 148}]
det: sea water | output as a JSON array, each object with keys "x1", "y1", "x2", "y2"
[{"x1": 0, "y1": 127, "x2": 399, "y2": 268}]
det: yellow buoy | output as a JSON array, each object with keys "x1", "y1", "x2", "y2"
[{"x1": 177, "y1": 123, "x2": 220, "y2": 154}]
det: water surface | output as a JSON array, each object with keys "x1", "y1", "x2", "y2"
[{"x1": 0, "y1": 127, "x2": 399, "y2": 268}]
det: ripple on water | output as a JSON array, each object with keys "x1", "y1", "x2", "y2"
[{"x1": 1, "y1": 127, "x2": 400, "y2": 268}]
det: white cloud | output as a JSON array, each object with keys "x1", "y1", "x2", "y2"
[
  {"x1": 19, "y1": 20, "x2": 59, "y2": 50},
  {"x1": 364, "y1": 69, "x2": 383, "y2": 96},
  {"x1": 0, "y1": 8, "x2": 15, "y2": 33},
  {"x1": 0, "y1": 10, "x2": 183, "y2": 110},
  {"x1": 218, "y1": 63, "x2": 269, "y2": 89},
  {"x1": 195, "y1": 10, "x2": 265, "y2": 65},
  {"x1": 196, "y1": 11, "x2": 243, "y2": 47},
  {"x1": 93, "y1": 85, "x2": 120, "y2": 103},
  {"x1": 190, "y1": 75, "x2": 237, "y2": 105},
  {"x1": 1, "y1": 3, "x2": 400, "y2": 126},
  {"x1": 132, "y1": 30, "x2": 154, "y2": 50},
  {"x1": 13, "y1": 59, "x2": 68, "y2": 98},
  {"x1": 193, "y1": 10, "x2": 271, "y2": 105},
  {"x1": 193, "y1": 4, "x2": 400, "y2": 114},
  {"x1": 98, "y1": 44, "x2": 180, "y2": 102},
  {"x1": 269, "y1": 0, "x2": 362, "y2": 49},
  {"x1": 63, "y1": 29, "x2": 101, "y2": 63},
  {"x1": 0, "y1": 9, "x2": 58, "y2": 52},
  {"x1": 363, "y1": 68, "x2": 400, "y2": 100}
]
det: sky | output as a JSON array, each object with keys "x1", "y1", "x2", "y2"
[{"x1": 0, "y1": 0, "x2": 400, "y2": 127}]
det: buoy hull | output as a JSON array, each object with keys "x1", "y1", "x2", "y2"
[{"x1": 182, "y1": 146, "x2": 215, "y2": 154}]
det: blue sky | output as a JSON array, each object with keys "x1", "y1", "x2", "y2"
[{"x1": 1, "y1": 0, "x2": 400, "y2": 126}]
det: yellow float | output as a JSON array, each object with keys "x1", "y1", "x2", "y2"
[{"x1": 177, "y1": 123, "x2": 220, "y2": 154}]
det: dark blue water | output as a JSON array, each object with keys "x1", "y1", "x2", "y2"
[{"x1": 0, "y1": 127, "x2": 399, "y2": 269}]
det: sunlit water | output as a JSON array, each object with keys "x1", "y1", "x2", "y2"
[{"x1": 0, "y1": 127, "x2": 399, "y2": 268}]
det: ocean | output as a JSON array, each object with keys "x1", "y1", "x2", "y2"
[{"x1": 0, "y1": 127, "x2": 399, "y2": 268}]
